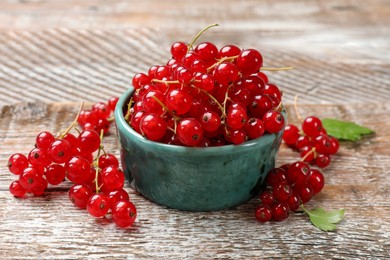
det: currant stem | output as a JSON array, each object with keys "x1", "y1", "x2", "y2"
[
  {"x1": 151, "y1": 79, "x2": 180, "y2": 85},
  {"x1": 260, "y1": 66, "x2": 294, "y2": 71},
  {"x1": 301, "y1": 147, "x2": 317, "y2": 162},
  {"x1": 207, "y1": 55, "x2": 239, "y2": 72},
  {"x1": 188, "y1": 23, "x2": 219, "y2": 51},
  {"x1": 59, "y1": 102, "x2": 84, "y2": 138},
  {"x1": 294, "y1": 95, "x2": 303, "y2": 122}
]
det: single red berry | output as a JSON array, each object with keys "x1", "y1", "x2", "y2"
[
  {"x1": 139, "y1": 113, "x2": 167, "y2": 141},
  {"x1": 302, "y1": 116, "x2": 323, "y2": 137},
  {"x1": 112, "y1": 200, "x2": 137, "y2": 228},
  {"x1": 101, "y1": 166, "x2": 125, "y2": 193},
  {"x1": 259, "y1": 189, "x2": 275, "y2": 205},
  {"x1": 19, "y1": 167, "x2": 44, "y2": 192},
  {"x1": 45, "y1": 164, "x2": 66, "y2": 185},
  {"x1": 77, "y1": 130, "x2": 101, "y2": 154},
  {"x1": 65, "y1": 156, "x2": 92, "y2": 184},
  {"x1": 266, "y1": 167, "x2": 288, "y2": 188},
  {"x1": 69, "y1": 184, "x2": 93, "y2": 209},
  {"x1": 48, "y1": 139, "x2": 73, "y2": 164},
  {"x1": 219, "y1": 44, "x2": 241, "y2": 58},
  {"x1": 7, "y1": 153, "x2": 29, "y2": 175},
  {"x1": 308, "y1": 169, "x2": 325, "y2": 194},
  {"x1": 274, "y1": 183, "x2": 293, "y2": 202},
  {"x1": 263, "y1": 110, "x2": 285, "y2": 133},
  {"x1": 107, "y1": 97, "x2": 119, "y2": 111},
  {"x1": 107, "y1": 189, "x2": 130, "y2": 209},
  {"x1": 87, "y1": 193, "x2": 110, "y2": 218},
  {"x1": 177, "y1": 118, "x2": 204, "y2": 146},
  {"x1": 28, "y1": 147, "x2": 51, "y2": 167},
  {"x1": 283, "y1": 124, "x2": 300, "y2": 146},
  {"x1": 316, "y1": 153, "x2": 331, "y2": 168},
  {"x1": 226, "y1": 103, "x2": 248, "y2": 130},
  {"x1": 287, "y1": 192, "x2": 301, "y2": 211},
  {"x1": 35, "y1": 131, "x2": 55, "y2": 151},
  {"x1": 287, "y1": 161, "x2": 311, "y2": 184},
  {"x1": 170, "y1": 41, "x2": 188, "y2": 61},
  {"x1": 9, "y1": 180, "x2": 27, "y2": 198},
  {"x1": 328, "y1": 136, "x2": 340, "y2": 155},
  {"x1": 236, "y1": 49, "x2": 263, "y2": 76},
  {"x1": 255, "y1": 204, "x2": 272, "y2": 223},
  {"x1": 98, "y1": 153, "x2": 119, "y2": 169},
  {"x1": 244, "y1": 118, "x2": 265, "y2": 139},
  {"x1": 271, "y1": 202, "x2": 289, "y2": 221}
]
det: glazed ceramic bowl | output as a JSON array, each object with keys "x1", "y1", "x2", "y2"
[{"x1": 115, "y1": 87, "x2": 285, "y2": 211}]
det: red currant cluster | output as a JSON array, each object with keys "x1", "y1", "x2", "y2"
[
  {"x1": 283, "y1": 116, "x2": 339, "y2": 168},
  {"x1": 7, "y1": 100, "x2": 137, "y2": 228},
  {"x1": 77, "y1": 97, "x2": 119, "y2": 135},
  {"x1": 255, "y1": 161, "x2": 325, "y2": 222},
  {"x1": 126, "y1": 40, "x2": 286, "y2": 146}
]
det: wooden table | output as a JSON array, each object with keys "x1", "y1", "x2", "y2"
[{"x1": 0, "y1": 1, "x2": 389, "y2": 258}]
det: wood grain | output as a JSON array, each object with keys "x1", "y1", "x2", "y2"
[{"x1": 1, "y1": 103, "x2": 389, "y2": 259}]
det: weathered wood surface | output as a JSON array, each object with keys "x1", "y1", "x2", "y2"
[{"x1": 0, "y1": 0, "x2": 389, "y2": 259}]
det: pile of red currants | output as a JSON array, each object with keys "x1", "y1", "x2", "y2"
[
  {"x1": 126, "y1": 36, "x2": 286, "y2": 146},
  {"x1": 7, "y1": 98, "x2": 137, "y2": 228}
]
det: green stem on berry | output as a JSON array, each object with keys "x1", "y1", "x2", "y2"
[
  {"x1": 260, "y1": 66, "x2": 294, "y2": 71},
  {"x1": 59, "y1": 102, "x2": 84, "y2": 138},
  {"x1": 188, "y1": 23, "x2": 219, "y2": 51},
  {"x1": 207, "y1": 55, "x2": 239, "y2": 72}
]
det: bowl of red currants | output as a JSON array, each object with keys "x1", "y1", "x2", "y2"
[{"x1": 115, "y1": 40, "x2": 286, "y2": 211}]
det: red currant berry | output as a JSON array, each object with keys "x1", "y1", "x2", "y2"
[
  {"x1": 171, "y1": 41, "x2": 188, "y2": 61},
  {"x1": 45, "y1": 164, "x2": 66, "y2": 185},
  {"x1": 282, "y1": 124, "x2": 300, "y2": 146},
  {"x1": 98, "y1": 153, "x2": 119, "y2": 169},
  {"x1": 112, "y1": 200, "x2": 137, "y2": 228},
  {"x1": 244, "y1": 118, "x2": 265, "y2": 139},
  {"x1": 263, "y1": 110, "x2": 285, "y2": 133},
  {"x1": 177, "y1": 118, "x2": 204, "y2": 146},
  {"x1": 287, "y1": 191, "x2": 301, "y2": 211},
  {"x1": 274, "y1": 183, "x2": 293, "y2": 202},
  {"x1": 271, "y1": 202, "x2": 289, "y2": 221},
  {"x1": 69, "y1": 184, "x2": 93, "y2": 209},
  {"x1": 219, "y1": 44, "x2": 241, "y2": 58},
  {"x1": 77, "y1": 130, "x2": 101, "y2": 154},
  {"x1": 308, "y1": 169, "x2": 325, "y2": 194},
  {"x1": 65, "y1": 156, "x2": 92, "y2": 184},
  {"x1": 315, "y1": 153, "x2": 331, "y2": 168},
  {"x1": 226, "y1": 103, "x2": 248, "y2": 130},
  {"x1": 302, "y1": 116, "x2": 323, "y2": 137},
  {"x1": 236, "y1": 49, "x2": 263, "y2": 76},
  {"x1": 9, "y1": 180, "x2": 27, "y2": 198},
  {"x1": 107, "y1": 189, "x2": 130, "y2": 209},
  {"x1": 48, "y1": 139, "x2": 73, "y2": 164},
  {"x1": 266, "y1": 167, "x2": 288, "y2": 188},
  {"x1": 35, "y1": 131, "x2": 55, "y2": 151},
  {"x1": 287, "y1": 161, "x2": 311, "y2": 184},
  {"x1": 255, "y1": 204, "x2": 272, "y2": 223},
  {"x1": 101, "y1": 166, "x2": 125, "y2": 193},
  {"x1": 139, "y1": 113, "x2": 167, "y2": 141},
  {"x1": 7, "y1": 153, "x2": 29, "y2": 175},
  {"x1": 87, "y1": 193, "x2": 110, "y2": 218}
]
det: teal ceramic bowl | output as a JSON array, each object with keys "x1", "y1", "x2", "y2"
[{"x1": 115, "y1": 87, "x2": 285, "y2": 211}]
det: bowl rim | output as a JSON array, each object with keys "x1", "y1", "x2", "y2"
[{"x1": 115, "y1": 87, "x2": 283, "y2": 155}]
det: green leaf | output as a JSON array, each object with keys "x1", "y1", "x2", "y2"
[
  {"x1": 322, "y1": 118, "x2": 374, "y2": 141},
  {"x1": 304, "y1": 207, "x2": 345, "y2": 232}
]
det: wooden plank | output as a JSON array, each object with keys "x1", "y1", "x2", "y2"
[{"x1": 1, "y1": 102, "x2": 389, "y2": 258}]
